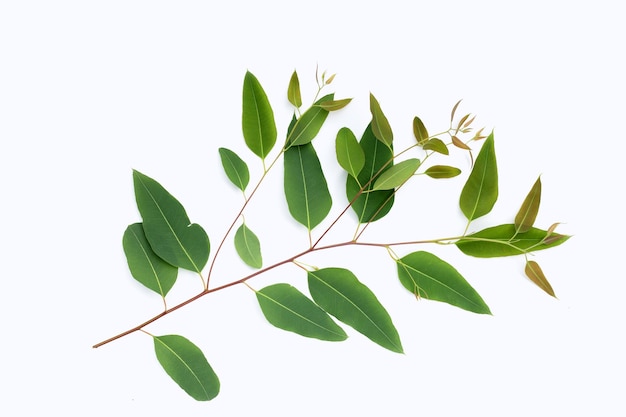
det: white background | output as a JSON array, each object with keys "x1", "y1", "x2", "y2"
[{"x1": 2, "y1": 1, "x2": 624, "y2": 415}]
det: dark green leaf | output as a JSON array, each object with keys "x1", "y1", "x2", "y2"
[
  {"x1": 308, "y1": 268, "x2": 403, "y2": 353},
  {"x1": 317, "y1": 98, "x2": 352, "y2": 111},
  {"x1": 369, "y1": 93, "x2": 393, "y2": 147},
  {"x1": 515, "y1": 176, "x2": 542, "y2": 233},
  {"x1": 396, "y1": 251, "x2": 491, "y2": 314},
  {"x1": 335, "y1": 127, "x2": 365, "y2": 179},
  {"x1": 412, "y1": 116, "x2": 429, "y2": 144},
  {"x1": 218, "y1": 147, "x2": 250, "y2": 191},
  {"x1": 123, "y1": 223, "x2": 177, "y2": 297},
  {"x1": 242, "y1": 71, "x2": 277, "y2": 159},
  {"x1": 372, "y1": 158, "x2": 420, "y2": 190},
  {"x1": 287, "y1": 70, "x2": 302, "y2": 108},
  {"x1": 133, "y1": 170, "x2": 210, "y2": 272},
  {"x1": 153, "y1": 335, "x2": 220, "y2": 401},
  {"x1": 346, "y1": 124, "x2": 395, "y2": 223},
  {"x1": 456, "y1": 224, "x2": 570, "y2": 258},
  {"x1": 234, "y1": 223, "x2": 262, "y2": 269},
  {"x1": 286, "y1": 94, "x2": 334, "y2": 147},
  {"x1": 284, "y1": 142, "x2": 332, "y2": 230},
  {"x1": 256, "y1": 283, "x2": 347, "y2": 341},
  {"x1": 459, "y1": 132, "x2": 498, "y2": 220},
  {"x1": 424, "y1": 165, "x2": 461, "y2": 179},
  {"x1": 525, "y1": 260, "x2": 556, "y2": 297},
  {"x1": 422, "y1": 138, "x2": 449, "y2": 155}
]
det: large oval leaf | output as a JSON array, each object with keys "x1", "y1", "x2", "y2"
[
  {"x1": 256, "y1": 283, "x2": 347, "y2": 341},
  {"x1": 284, "y1": 142, "x2": 332, "y2": 230},
  {"x1": 335, "y1": 127, "x2": 365, "y2": 179},
  {"x1": 456, "y1": 224, "x2": 570, "y2": 258},
  {"x1": 307, "y1": 268, "x2": 403, "y2": 353},
  {"x1": 123, "y1": 223, "x2": 178, "y2": 297},
  {"x1": 286, "y1": 94, "x2": 334, "y2": 147},
  {"x1": 133, "y1": 170, "x2": 210, "y2": 272},
  {"x1": 218, "y1": 147, "x2": 250, "y2": 191},
  {"x1": 515, "y1": 176, "x2": 541, "y2": 233},
  {"x1": 234, "y1": 223, "x2": 262, "y2": 269},
  {"x1": 153, "y1": 335, "x2": 220, "y2": 401},
  {"x1": 346, "y1": 124, "x2": 395, "y2": 223},
  {"x1": 370, "y1": 93, "x2": 393, "y2": 147},
  {"x1": 459, "y1": 132, "x2": 498, "y2": 220},
  {"x1": 242, "y1": 71, "x2": 277, "y2": 159},
  {"x1": 396, "y1": 251, "x2": 491, "y2": 314},
  {"x1": 372, "y1": 158, "x2": 420, "y2": 190}
]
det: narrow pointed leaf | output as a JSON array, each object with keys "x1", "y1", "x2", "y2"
[
  {"x1": 515, "y1": 176, "x2": 542, "y2": 233},
  {"x1": 317, "y1": 98, "x2": 352, "y2": 111},
  {"x1": 456, "y1": 224, "x2": 570, "y2": 258},
  {"x1": 346, "y1": 124, "x2": 395, "y2": 223},
  {"x1": 242, "y1": 71, "x2": 277, "y2": 159},
  {"x1": 372, "y1": 158, "x2": 420, "y2": 190},
  {"x1": 153, "y1": 335, "x2": 220, "y2": 401},
  {"x1": 284, "y1": 142, "x2": 332, "y2": 230},
  {"x1": 424, "y1": 165, "x2": 461, "y2": 179},
  {"x1": 234, "y1": 223, "x2": 262, "y2": 269},
  {"x1": 459, "y1": 132, "x2": 498, "y2": 220},
  {"x1": 369, "y1": 93, "x2": 393, "y2": 147},
  {"x1": 451, "y1": 99, "x2": 462, "y2": 122},
  {"x1": 413, "y1": 116, "x2": 429, "y2": 144},
  {"x1": 451, "y1": 135, "x2": 471, "y2": 150},
  {"x1": 525, "y1": 260, "x2": 556, "y2": 297},
  {"x1": 286, "y1": 94, "x2": 334, "y2": 147},
  {"x1": 218, "y1": 147, "x2": 250, "y2": 191},
  {"x1": 123, "y1": 223, "x2": 177, "y2": 297},
  {"x1": 256, "y1": 284, "x2": 347, "y2": 341},
  {"x1": 133, "y1": 170, "x2": 210, "y2": 272},
  {"x1": 308, "y1": 268, "x2": 403, "y2": 353},
  {"x1": 422, "y1": 138, "x2": 449, "y2": 155},
  {"x1": 396, "y1": 251, "x2": 490, "y2": 314},
  {"x1": 336, "y1": 127, "x2": 365, "y2": 179},
  {"x1": 287, "y1": 70, "x2": 302, "y2": 108}
]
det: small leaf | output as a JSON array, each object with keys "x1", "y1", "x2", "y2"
[
  {"x1": 308, "y1": 268, "x2": 403, "y2": 353},
  {"x1": 284, "y1": 142, "x2": 332, "y2": 230},
  {"x1": 218, "y1": 147, "x2": 250, "y2": 191},
  {"x1": 525, "y1": 260, "x2": 556, "y2": 297},
  {"x1": 234, "y1": 223, "x2": 262, "y2": 268},
  {"x1": 287, "y1": 70, "x2": 302, "y2": 108},
  {"x1": 451, "y1": 135, "x2": 471, "y2": 150},
  {"x1": 372, "y1": 158, "x2": 420, "y2": 190},
  {"x1": 256, "y1": 283, "x2": 347, "y2": 341},
  {"x1": 456, "y1": 224, "x2": 570, "y2": 258},
  {"x1": 412, "y1": 116, "x2": 429, "y2": 144},
  {"x1": 459, "y1": 132, "x2": 498, "y2": 221},
  {"x1": 424, "y1": 165, "x2": 461, "y2": 179},
  {"x1": 153, "y1": 335, "x2": 220, "y2": 401},
  {"x1": 242, "y1": 71, "x2": 277, "y2": 159},
  {"x1": 286, "y1": 94, "x2": 334, "y2": 147},
  {"x1": 515, "y1": 176, "x2": 542, "y2": 233},
  {"x1": 396, "y1": 251, "x2": 491, "y2": 314},
  {"x1": 369, "y1": 93, "x2": 393, "y2": 147},
  {"x1": 335, "y1": 127, "x2": 365, "y2": 179},
  {"x1": 133, "y1": 170, "x2": 210, "y2": 272},
  {"x1": 422, "y1": 138, "x2": 449, "y2": 155},
  {"x1": 450, "y1": 99, "x2": 462, "y2": 122},
  {"x1": 324, "y1": 73, "x2": 336, "y2": 85},
  {"x1": 123, "y1": 223, "x2": 177, "y2": 297},
  {"x1": 317, "y1": 98, "x2": 352, "y2": 111}
]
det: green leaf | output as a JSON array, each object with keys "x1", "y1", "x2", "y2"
[
  {"x1": 335, "y1": 127, "x2": 365, "y2": 179},
  {"x1": 286, "y1": 94, "x2": 334, "y2": 147},
  {"x1": 287, "y1": 70, "x2": 302, "y2": 108},
  {"x1": 372, "y1": 158, "x2": 420, "y2": 190},
  {"x1": 422, "y1": 138, "x2": 449, "y2": 155},
  {"x1": 424, "y1": 165, "x2": 461, "y2": 179},
  {"x1": 317, "y1": 98, "x2": 352, "y2": 111},
  {"x1": 459, "y1": 132, "x2": 498, "y2": 220},
  {"x1": 515, "y1": 176, "x2": 542, "y2": 233},
  {"x1": 396, "y1": 251, "x2": 491, "y2": 314},
  {"x1": 153, "y1": 335, "x2": 220, "y2": 401},
  {"x1": 346, "y1": 124, "x2": 395, "y2": 223},
  {"x1": 412, "y1": 116, "x2": 429, "y2": 144},
  {"x1": 242, "y1": 71, "x2": 277, "y2": 159},
  {"x1": 369, "y1": 93, "x2": 393, "y2": 147},
  {"x1": 256, "y1": 283, "x2": 347, "y2": 341},
  {"x1": 308, "y1": 268, "x2": 403, "y2": 353},
  {"x1": 456, "y1": 224, "x2": 570, "y2": 258},
  {"x1": 284, "y1": 142, "x2": 332, "y2": 230},
  {"x1": 133, "y1": 170, "x2": 210, "y2": 272},
  {"x1": 525, "y1": 260, "x2": 556, "y2": 297},
  {"x1": 123, "y1": 223, "x2": 178, "y2": 297},
  {"x1": 218, "y1": 147, "x2": 250, "y2": 191},
  {"x1": 234, "y1": 223, "x2": 262, "y2": 269}
]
